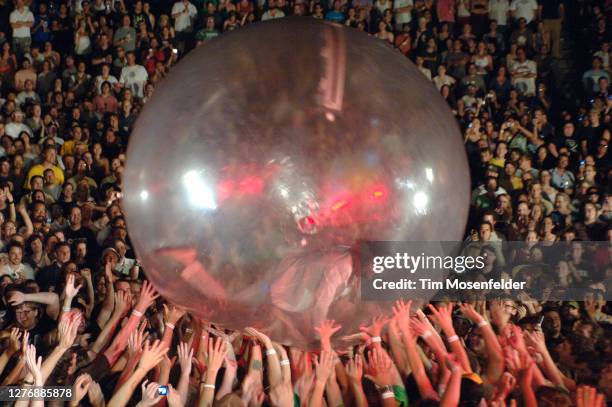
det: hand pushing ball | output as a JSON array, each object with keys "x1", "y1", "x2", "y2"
[{"x1": 123, "y1": 18, "x2": 470, "y2": 348}]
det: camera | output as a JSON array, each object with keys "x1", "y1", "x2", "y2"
[{"x1": 158, "y1": 386, "x2": 168, "y2": 396}]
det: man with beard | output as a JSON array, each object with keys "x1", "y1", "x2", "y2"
[{"x1": 28, "y1": 200, "x2": 49, "y2": 234}]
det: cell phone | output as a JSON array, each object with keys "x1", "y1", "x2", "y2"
[
  {"x1": 580, "y1": 160, "x2": 585, "y2": 166},
  {"x1": 172, "y1": 48, "x2": 178, "y2": 54},
  {"x1": 158, "y1": 386, "x2": 168, "y2": 396}
]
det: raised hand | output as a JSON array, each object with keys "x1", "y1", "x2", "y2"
[
  {"x1": 364, "y1": 347, "x2": 395, "y2": 387},
  {"x1": 24, "y1": 344, "x2": 43, "y2": 386},
  {"x1": 162, "y1": 304, "x2": 186, "y2": 324},
  {"x1": 113, "y1": 290, "x2": 130, "y2": 318},
  {"x1": 127, "y1": 324, "x2": 146, "y2": 359},
  {"x1": 459, "y1": 302, "x2": 486, "y2": 325},
  {"x1": 444, "y1": 353, "x2": 463, "y2": 375},
  {"x1": 576, "y1": 385, "x2": 606, "y2": 407},
  {"x1": 523, "y1": 329, "x2": 547, "y2": 354},
  {"x1": 392, "y1": 299, "x2": 413, "y2": 328},
  {"x1": 177, "y1": 341, "x2": 193, "y2": 374},
  {"x1": 269, "y1": 380, "x2": 293, "y2": 407},
  {"x1": 135, "y1": 280, "x2": 159, "y2": 312},
  {"x1": 206, "y1": 337, "x2": 228, "y2": 375},
  {"x1": 7, "y1": 327, "x2": 22, "y2": 355},
  {"x1": 359, "y1": 315, "x2": 389, "y2": 338},
  {"x1": 504, "y1": 324, "x2": 528, "y2": 355},
  {"x1": 409, "y1": 315, "x2": 432, "y2": 338},
  {"x1": 138, "y1": 380, "x2": 163, "y2": 407},
  {"x1": 87, "y1": 381, "x2": 105, "y2": 407},
  {"x1": 244, "y1": 326, "x2": 272, "y2": 346},
  {"x1": 314, "y1": 319, "x2": 341, "y2": 351},
  {"x1": 345, "y1": 354, "x2": 364, "y2": 383},
  {"x1": 494, "y1": 372, "x2": 517, "y2": 402},
  {"x1": 427, "y1": 302, "x2": 455, "y2": 334},
  {"x1": 313, "y1": 350, "x2": 335, "y2": 384},
  {"x1": 138, "y1": 340, "x2": 168, "y2": 372},
  {"x1": 166, "y1": 384, "x2": 183, "y2": 407},
  {"x1": 7, "y1": 291, "x2": 26, "y2": 306},
  {"x1": 73, "y1": 373, "x2": 93, "y2": 405},
  {"x1": 293, "y1": 371, "x2": 314, "y2": 402},
  {"x1": 80, "y1": 268, "x2": 92, "y2": 281},
  {"x1": 64, "y1": 274, "x2": 83, "y2": 299},
  {"x1": 58, "y1": 313, "x2": 81, "y2": 350}
]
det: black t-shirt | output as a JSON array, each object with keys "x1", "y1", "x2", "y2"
[
  {"x1": 65, "y1": 226, "x2": 99, "y2": 257},
  {"x1": 91, "y1": 46, "x2": 114, "y2": 70},
  {"x1": 36, "y1": 263, "x2": 63, "y2": 292},
  {"x1": 540, "y1": 0, "x2": 561, "y2": 19},
  {"x1": 27, "y1": 314, "x2": 57, "y2": 355}
]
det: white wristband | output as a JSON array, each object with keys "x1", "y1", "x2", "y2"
[
  {"x1": 62, "y1": 306, "x2": 71, "y2": 313},
  {"x1": 203, "y1": 384, "x2": 215, "y2": 389},
  {"x1": 265, "y1": 348, "x2": 277, "y2": 356},
  {"x1": 371, "y1": 336, "x2": 382, "y2": 343},
  {"x1": 381, "y1": 391, "x2": 394, "y2": 399},
  {"x1": 166, "y1": 323, "x2": 175, "y2": 330},
  {"x1": 477, "y1": 320, "x2": 489, "y2": 328},
  {"x1": 280, "y1": 359, "x2": 290, "y2": 366},
  {"x1": 447, "y1": 335, "x2": 459, "y2": 343},
  {"x1": 132, "y1": 310, "x2": 143, "y2": 317},
  {"x1": 422, "y1": 331, "x2": 432, "y2": 339}
]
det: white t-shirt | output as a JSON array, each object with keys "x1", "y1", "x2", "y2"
[
  {"x1": 10, "y1": 7, "x2": 34, "y2": 39},
  {"x1": 5, "y1": 122, "x2": 33, "y2": 138},
  {"x1": 95, "y1": 74, "x2": 119, "y2": 94},
  {"x1": 433, "y1": 74, "x2": 456, "y2": 90},
  {"x1": 488, "y1": 0, "x2": 510, "y2": 26},
  {"x1": 261, "y1": 9, "x2": 285, "y2": 20},
  {"x1": 393, "y1": 0, "x2": 413, "y2": 24},
  {"x1": 511, "y1": 59, "x2": 537, "y2": 95},
  {"x1": 120, "y1": 65, "x2": 148, "y2": 98},
  {"x1": 171, "y1": 1, "x2": 198, "y2": 32},
  {"x1": 1, "y1": 263, "x2": 35, "y2": 281},
  {"x1": 418, "y1": 66, "x2": 432, "y2": 80},
  {"x1": 510, "y1": 0, "x2": 538, "y2": 24}
]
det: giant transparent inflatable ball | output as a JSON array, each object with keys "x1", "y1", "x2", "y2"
[{"x1": 124, "y1": 18, "x2": 470, "y2": 349}]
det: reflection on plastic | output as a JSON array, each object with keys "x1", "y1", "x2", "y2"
[{"x1": 123, "y1": 18, "x2": 470, "y2": 349}]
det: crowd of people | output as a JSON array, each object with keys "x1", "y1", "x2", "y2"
[{"x1": 0, "y1": 0, "x2": 610, "y2": 405}]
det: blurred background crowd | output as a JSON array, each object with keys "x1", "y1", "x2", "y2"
[{"x1": 0, "y1": 0, "x2": 609, "y2": 405}]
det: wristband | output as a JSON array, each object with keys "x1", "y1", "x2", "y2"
[
  {"x1": 371, "y1": 336, "x2": 382, "y2": 343},
  {"x1": 447, "y1": 335, "x2": 459, "y2": 343},
  {"x1": 202, "y1": 384, "x2": 215, "y2": 389},
  {"x1": 381, "y1": 391, "x2": 395, "y2": 400},
  {"x1": 166, "y1": 322, "x2": 175, "y2": 330},
  {"x1": 280, "y1": 359, "x2": 290, "y2": 366},
  {"x1": 8, "y1": 201, "x2": 13, "y2": 205},
  {"x1": 185, "y1": 328, "x2": 193, "y2": 333},
  {"x1": 422, "y1": 331, "x2": 432, "y2": 339},
  {"x1": 265, "y1": 348, "x2": 277, "y2": 356},
  {"x1": 477, "y1": 320, "x2": 489, "y2": 328},
  {"x1": 132, "y1": 310, "x2": 143, "y2": 317},
  {"x1": 62, "y1": 306, "x2": 72, "y2": 313}
]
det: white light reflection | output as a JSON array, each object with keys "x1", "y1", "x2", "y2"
[
  {"x1": 413, "y1": 191, "x2": 428, "y2": 214},
  {"x1": 395, "y1": 178, "x2": 416, "y2": 190},
  {"x1": 140, "y1": 190, "x2": 149, "y2": 201},
  {"x1": 425, "y1": 168, "x2": 434, "y2": 183},
  {"x1": 183, "y1": 170, "x2": 217, "y2": 210}
]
